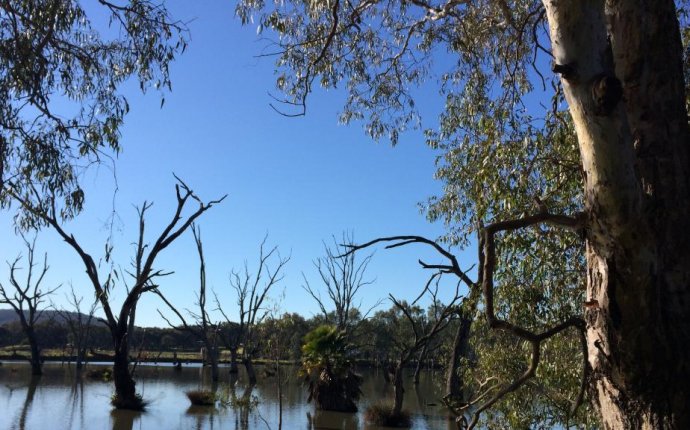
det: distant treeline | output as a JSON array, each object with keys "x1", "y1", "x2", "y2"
[{"x1": 0, "y1": 306, "x2": 457, "y2": 366}]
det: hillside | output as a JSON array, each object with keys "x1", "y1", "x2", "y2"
[{"x1": 0, "y1": 308, "x2": 102, "y2": 326}]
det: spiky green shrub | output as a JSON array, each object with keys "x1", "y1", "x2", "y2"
[{"x1": 300, "y1": 325, "x2": 362, "y2": 412}]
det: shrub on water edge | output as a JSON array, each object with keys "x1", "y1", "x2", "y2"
[
  {"x1": 86, "y1": 368, "x2": 112, "y2": 381},
  {"x1": 110, "y1": 392, "x2": 148, "y2": 411},
  {"x1": 185, "y1": 390, "x2": 216, "y2": 406},
  {"x1": 364, "y1": 403, "x2": 412, "y2": 428}
]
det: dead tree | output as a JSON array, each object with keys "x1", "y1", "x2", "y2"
[
  {"x1": 156, "y1": 224, "x2": 221, "y2": 382},
  {"x1": 10, "y1": 177, "x2": 224, "y2": 409},
  {"x1": 302, "y1": 233, "x2": 379, "y2": 336},
  {"x1": 217, "y1": 236, "x2": 289, "y2": 384},
  {"x1": 386, "y1": 275, "x2": 462, "y2": 418},
  {"x1": 55, "y1": 283, "x2": 99, "y2": 370},
  {"x1": 0, "y1": 234, "x2": 60, "y2": 375}
]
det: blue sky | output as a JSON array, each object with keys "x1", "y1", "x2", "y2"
[{"x1": 0, "y1": 1, "x2": 477, "y2": 327}]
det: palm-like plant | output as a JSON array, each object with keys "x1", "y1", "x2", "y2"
[{"x1": 300, "y1": 325, "x2": 362, "y2": 412}]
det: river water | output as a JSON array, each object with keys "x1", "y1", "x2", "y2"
[{"x1": 0, "y1": 362, "x2": 457, "y2": 430}]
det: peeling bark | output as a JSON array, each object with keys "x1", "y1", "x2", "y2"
[{"x1": 543, "y1": 0, "x2": 690, "y2": 427}]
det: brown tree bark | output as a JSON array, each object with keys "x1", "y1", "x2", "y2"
[
  {"x1": 24, "y1": 324, "x2": 42, "y2": 376},
  {"x1": 112, "y1": 333, "x2": 139, "y2": 409},
  {"x1": 229, "y1": 348, "x2": 239, "y2": 374},
  {"x1": 412, "y1": 344, "x2": 428, "y2": 385},
  {"x1": 392, "y1": 362, "x2": 405, "y2": 417},
  {"x1": 207, "y1": 344, "x2": 219, "y2": 383},
  {"x1": 543, "y1": 1, "x2": 690, "y2": 427},
  {"x1": 244, "y1": 356, "x2": 257, "y2": 385},
  {"x1": 446, "y1": 313, "x2": 472, "y2": 402}
]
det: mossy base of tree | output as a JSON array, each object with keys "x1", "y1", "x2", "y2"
[
  {"x1": 364, "y1": 404, "x2": 412, "y2": 428},
  {"x1": 110, "y1": 392, "x2": 147, "y2": 411}
]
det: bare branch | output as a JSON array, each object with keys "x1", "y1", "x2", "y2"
[
  {"x1": 303, "y1": 233, "x2": 376, "y2": 332},
  {"x1": 341, "y1": 234, "x2": 476, "y2": 288},
  {"x1": 459, "y1": 212, "x2": 586, "y2": 429}
]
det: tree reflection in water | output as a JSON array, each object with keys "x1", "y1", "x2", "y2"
[
  {"x1": 308, "y1": 409, "x2": 359, "y2": 430},
  {"x1": 186, "y1": 405, "x2": 218, "y2": 430},
  {"x1": 16, "y1": 375, "x2": 40, "y2": 430},
  {"x1": 0, "y1": 363, "x2": 456, "y2": 429},
  {"x1": 68, "y1": 372, "x2": 86, "y2": 430},
  {"x1": 110, "y1": 409, "x2": 142, "y2": 430}
]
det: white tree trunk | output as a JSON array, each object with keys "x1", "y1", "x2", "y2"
[{"x1": 543, "y1": 1, "x2": 690, "y2": 428}]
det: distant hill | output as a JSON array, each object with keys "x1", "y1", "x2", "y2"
[
  {"x1": 0, "y1": 308, "x2": 104, "y2": 326},
  {"x1": 0, "y1": 308, "x2": 18, "y2": 325}
]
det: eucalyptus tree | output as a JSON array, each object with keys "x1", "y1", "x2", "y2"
[
  {"x1": 11, "y1": 178, "x2": 224, "y2": 409},
  {"x1": 237, "y1": 0, "x2": 690, "y2": 427},
  {"x1": 0, "y1": 234, "x2": 59, "y2": 375},
  {"x1": 0, "y1": 0, "x2": 187, "y2": 227}
]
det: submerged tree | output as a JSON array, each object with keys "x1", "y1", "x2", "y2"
[
  {"x1": 238, "y1": 0, "x2": 690, "y2": 427},
  {"x1": 218, "y1": 236, "x2": 289, "y2": 384},
  {"x1": 55, "y1": 283, "x2": 99, "y2": 370},
  {"x1": 302, "y1": 233, "x2": 377, "y2": 335},
  {"x1": 11, "y1": 178, "x2": 224, "y2": 409},
  {"x1": 0, "y1": 0, "x2": 187, "y2": 227},
  {"x1": 156, "y1": 225, "x2": 222, "y2": 382},
  {"x1": 0, "y1": 234, "x2": 59, "y2": 375},
  {"x1": 301, "y1": 324, "x2": 362, "y2": 412},
  {"x1": 368, "y1": 280, "x2": 461, "y2": 424}
]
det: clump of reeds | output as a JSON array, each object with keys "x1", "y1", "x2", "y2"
[
  {"x1": 364, "y1": 403, "x2": 412, "y2": 428},
  {"x1": 186, "y1": 390, "x2": 216, "y2": 406},
  {"x1": 110, "y1": 392, "x2": 147, "y2": 411}
]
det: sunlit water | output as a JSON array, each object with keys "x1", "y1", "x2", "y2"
[{"x1": 0, "y1": 362, "x2": 457, "y2": 430}]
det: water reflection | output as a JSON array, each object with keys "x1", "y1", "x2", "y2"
[
  {"x1": 0, "y1": 363, "x2": 456, "y2": 430},
  {"x1": 186, "y1": 405, "x2": 220, "y2": 430},
  {"x1": 308, "y1": 409, "x2": 359, "y2": 430},
  {"x1": 16, "y1": 375, "x2": 39, "y2": 430},
  {"x1": 110, "y1": 409, "x2": 142, "y2": 430}
]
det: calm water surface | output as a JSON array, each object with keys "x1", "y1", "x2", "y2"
[{"x1": 0, "y1": 362, "x2": 457, "y2": 430}]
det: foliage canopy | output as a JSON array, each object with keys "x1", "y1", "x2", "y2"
[
  {"x1": 230, "y1": 0, "x2": 690, "y2": 426},
  {"x1": 0, "y1": 0, "x2": 187, "y2": 227}
]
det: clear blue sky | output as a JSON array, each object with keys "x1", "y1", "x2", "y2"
[{"x1": 0, "y1": 1, "x2": 476, "y2": 327}]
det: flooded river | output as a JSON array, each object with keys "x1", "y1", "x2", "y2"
[{"x1": 0, "y1": 362, "x2": 457, "y2": 430}]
